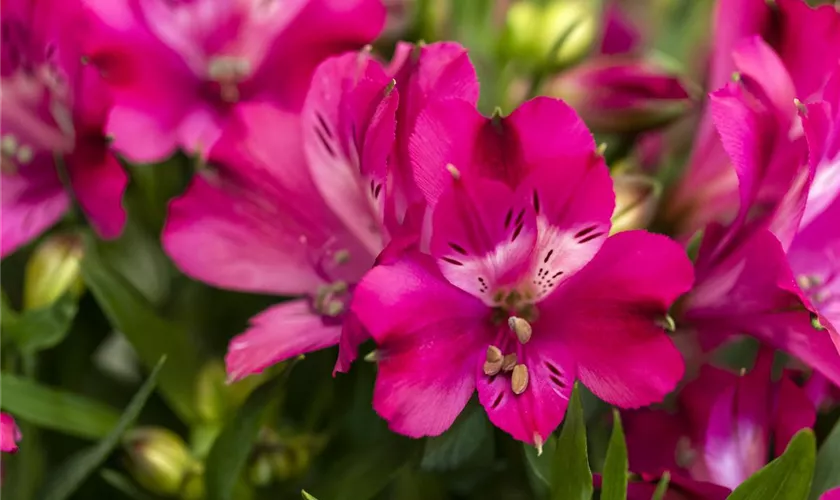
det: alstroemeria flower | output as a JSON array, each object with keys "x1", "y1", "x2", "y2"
[
  {"x1": 351, "y1": 97, "x2": 694, "y2": 445},
  {"x1": 676, "y1": 39, "x2": 840, "y2": 385},
  {"x1": 624, "y1": 350, "x2": 815, "y2": 491},
  {"x1": 162, "y1": 43, "x2": 479, "y2": 380},
  {"x1": 666, "y1": 0, "x2": 840, "y2": 238},
  {"x1": 82, "y1": 0, "x2": 385, "y2": 163},
  {"x1": 1, "y1": 0, "x2": 127, "y2": 256},
  {"x1": 0, "y1": 413, "x2": 22, "y2": 454},
  {"x1": 824, "y1": 488, "x2": 840, "y2": 500}
]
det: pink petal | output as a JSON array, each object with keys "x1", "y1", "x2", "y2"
[
  {"x1": 623, "y1": 409, "x2": 687, "y2": 474},
  {"x1": 66, "y1": 139, "x2": 127, "y2": 239},
  {"x1": 626, "y1": 474, "x2": 731, "y2": 500},
  {"x1": 476, "y1": 341, "x2": 575, "y2": 445},
  {"x1": 429, "y1": 175, "x2": 537, "y2": 301},
  {"x1": 351, "y1": 253, "x2": 490, "y2": 437},
  {"x1": 772, "y1": 375, "x2": 816, "y2": 457},
  {"x1": 1, "y1": 159, "x2": 69, "y2": 257},
  {"x1": 776, "y1": 0, "x2": 840, "y2": 100},
  {"x1": 303, "y1": 51, "x2": 395, "y2": 255},
  {"x1": 0, "y1": 412, "x2": 22, "y2": 454},
  {"x1": 822, "y1": 488, "x2": 840, "y2": 500},
  {"x1": 599, "y1": 4, "x2": 641, "y2": 55},
  {"x1": 540, "y1": 230, "x2": 692, "y2": 407},
  {"x1": 707, "y1": 0, "x2": 770, "y2": 94},
  {"x1": 519, "y1": 153, "x2": 614, "y2": 299},
  {"x1": 731, "y1": 37, "x2": 796, "y2": 124},
  {"x1": 333, "y1": 311, "x2": 369, "y2": 374},
  {"x1": 225, "y1": 300, "x2": 340, "y2": 382}
]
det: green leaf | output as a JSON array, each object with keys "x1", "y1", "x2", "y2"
[
  {"x1": 100, "y1": 470, "x2": 159, "y2": 500},
  {"x1": 652, "y1": 471, "x2": 671, "y2": 500},
  {"x1": 310, "y1": 438, "x2": 420, "y2": 500},
  {"x1": 0, "y1": 374, "x2": 120, "y2": 440},
  {"x1": 37, "y1": 357, "x2": 166, "y2": 500},
  {"x1": 7, "y1": 293, "x2": 79, "y2": 353},
  {"x1": 551, "y1": 383, "x2": 593, "y2": 500},
  {"x1": 810, "y1": 418, "x2": 840, "y2": 500},
  {"x1": 600, "y1": 410, "x2": 628, "y2": 500},
  {"x1": 301, "y1": 491, "x2": 318, "y2": 500},
  {"x1": 205, "y1": 375, "x2": 285, "y2": 500},
  {"x1": 727, "y1": 429, "x2": 816, "y2": 500},
  {"x1": 421, "y1": 403, "x2": 493, "y2": 471},
  {"x1": 81, "y1": 234, "x2": 201, "y2": 422}
]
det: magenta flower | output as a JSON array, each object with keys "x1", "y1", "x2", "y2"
[
  {"x1": 1, "y1": 0, "x2": 127, "y2": 256},
  {"x1": 676, "y1": 39, "x2": 840, "y2": 385},
  {"x1": 351, "y1": 97, "x2": 694, "y2": 445},
  {"x1": 824, "y1": 488, "x2": 840, "y2": 500},
  {"x1": 548, "y1": 56, "x2": 692, "y2": 134},
  {"x1": 0, "y1": 413, "x2": 22, "y2": 454},
  {"x1": 82, "y1": 0, "x2": 386, "y2": 163},
  {"x1": 162, "y1": 43, "x2": 479, "y2": 380},
  {"x1": 624, "y1": 350, "x2": 815, "y2": 491},
  {"x1": 667, "y1": 0, "x2": 840, "y2": 238}
]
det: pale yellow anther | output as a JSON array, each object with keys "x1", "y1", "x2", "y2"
[
  {"x1": 333, "y1": 249, "x2": 351, "y2": 265},
  {"x1": 483, "y1": 345, "x2": 503, "y2": 376},
  {"x1": 509, "y1": 316, "x2": 532, "y2": 344},
  {"x1": 502, "y1": 353, "x2": 518, "y2": 372},
  {"x1": 1, "y1": 135, "x2": 18, "y2": 155},
  {"x1": 16, "y1": 145, "x2": 33, "y2": 165},
  {"x1": 446, "y1": 163, "x2": 461, "y2": 180},
  {"x1": 511, "y1": 364, "x2": 529, "y2": 394}
]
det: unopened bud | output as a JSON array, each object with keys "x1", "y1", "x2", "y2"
[
  {"x1": 546, "y1": 57, "x2": 692, "y2": 133},
  {"x1": 196, "y1": 361, "x2": 228, "y2": 423},
  {"x1": 610, "y1": 174, "x2": 661, "y2": 234},
  {"x1": 23, "y1": 233, "x2": 84, "y2": 311},
  {"x1": 123, "y1": 427, "x2": 194, "y2": 496}
]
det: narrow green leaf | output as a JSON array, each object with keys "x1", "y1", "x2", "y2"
[
  {"x1": 205, "y1": 375, "x2": 285, "y2": 500},
  {"x1": 727, "y1": 429, "x2": 816, "y2": 500},
  {"x1": 81, "y1": 234, "x2": 200, "y2": 422},
  {"x1": 38, "y1": 357, "x2": 166, "y2": 500},
  {"x1": 652, "y1": 471, "x2": 671, "y2": 500},
  {"x1": 0, "y1": 374, "x2": 120, "y2": 440},
  {"x1": 551, "y1": 383, "x2": 593, "y2": 500},
  {"x1": 302, "y1": 491, "x2": 318, "y2": 500},
  {"x1": 601, "y1": 410, "x2": 628, "y2": 500},
  {"x1": 10, "y1": 294, "x2": 79, "y2": 353},
  {"x1": 810, "y1": 419, "x2": 840, "y2": 500},
  {"x1": 421, "y1": 403, "x2": 493, "y2": 471},
  {"x1": 524, "y1": 434, "x2": 557, "y2": 487}
]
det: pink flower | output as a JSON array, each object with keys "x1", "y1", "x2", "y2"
[
  {"x1": 161, "y1": 43, "x2": 479, "y2": 381},
  {"x1": 1, "y1": 0, "x2": 127, "y2": 257},
  {"x1": 823, "y1": 488, "x2": 840, "y2": 500},
  {"x1": 0, "y1": 413, "x2": 22, "y2": 454},
  {"x1": 624, "y1": 350, "x2": 815, "y2": 490},
  {"x1": 83, "y1": 0, "x2": 386, "y2": 163},
  {"x1": 676, "y1": 40, "x2": 840, "y2": 385},
  {"x1": 666, "y1": 0, "x2": 840, "y2": 239},
  {"x1": 351, "y1": 97, "x2": 694, "y2": 445}
]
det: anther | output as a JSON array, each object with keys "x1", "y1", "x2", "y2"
[
  {"x1": 446, "y1": 163, "x2": 461, "y2": 180},
  {"x1": 16, "y1": 145, "x2": 33, "y2": 164},
  {"x1": 501, "y1": 353, "x2": 517, "y2": 371},
  {"x1": 511, "y1": 364, "x2": 529, "y2": 394},
  {"x1": 655, "y1": 314, "x2": 676, "y2": 332},
  {"x1": 333, "y1": 249, "x2": 351, "y2": 265},
  {"x1": 1, "y1": 135, "x2": 18, "y2": 155},
  {"x1": 508, "y1": 316, "x2": 532, "y2": 344},
  {"x1": 483, "y1": 345, "x2": 503, "y2": 376}
]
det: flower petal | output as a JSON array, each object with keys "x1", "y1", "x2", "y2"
[
  {"x1": 776, "y1": 0, "x2": 840, "y2": 99},
  {"x1": 66, "y1": 140, "x2": 127, "y2": 239},
  {"x1": 352, "y1": 253, "x2": 490, "y2": 437},
  {"x1": 772, "y1": 375, "x2": 816, "y2": 458},
  {"x1": 541, "y1": 230, "x2": 693, "y2": 407},
  {"x1": 0, "y1": 412, "x2": 22, "y2": 454},
  {"x1": 225, "y1": 300, "x2": 340, "y2": 382}
]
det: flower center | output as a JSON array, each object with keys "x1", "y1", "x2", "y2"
[
  {"x1": 206, "y1": 56, "x2": 251, "y2": 103},
  {"x1": 483, "y1": 314, "x2": 535, "y2": 395},
  {"x1": 798, "y1": 273, "x2": 839, "y2": 309}
]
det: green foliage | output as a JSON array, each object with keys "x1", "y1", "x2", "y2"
[
  {"x1": 600, "y1": 410, "x2": 628, "y2": 500},
  {"x1": 551, "y1": 384, "x2": 593, "y2": 500},
  {"x1": 810, "y1": 419, "x2": 840, "y2": 500},
  {"x1": 727, "y1": 430, "x2": 817, "y2": 500}
]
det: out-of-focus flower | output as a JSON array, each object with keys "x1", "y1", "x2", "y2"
[
  {"x1": 675, "y1": 40, "x2": 840, "y2": 385},
  {"x1": 666, "y1": 0, "x2": 840, "y2": 238},
  {"x1": 823, "y1": 488, "x2": 840, "y2": 500},
  {"x1": 23, "y1": 233, "x2": 84, "y2": 310},
  {"x1": 502, "y1": 0, "x2": 599, "y2": 71},
  {"x1": 599, "y1": 3, "x2": 641, "y2": 56},
  {"x1": 351, "y1": 96, "x2": 693, "y2": 446},
  {"x1": 1, "y1": 0, "x2": 127, "y2": 257},
  {"x1": 123, "y1": 427, "x2": 198, "y2": 497},
  {"x1": 546, "y1": 56, "x2": 692, "y2": 133},
  {"x1": 82, "y1": 0, "x2": 386, "y2": 163},
  {"x1": 161, "y1": 42, "x2": 479, "y2": 381},
  {"x1": 624, "y1": 350, "x2": 815, "y2": 491},
  {"x1": 0, "y1": 413, "x2": 22, "y2": 453},
  {"x1": 610, "y1": 173, "x2": 660, "y2": 234},
  {"x1": 626, "y1": 474, "x2": 730, "y2": 500}
]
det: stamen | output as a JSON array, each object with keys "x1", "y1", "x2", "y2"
[
  {"x1": 364, "y1": 350, "x2": 379, "y2": 362},
  {"x1": 655, "y1": 314, "x2": 676, "y2": 332},
  {"x1": 534, "y1": 433, "x2": 544, "y2": 456},
  {"x1": 333, "y1": 249, "x2": 351, "y2": 265},
  {"x1": 1, "y1": 134, "x2": 18, "y2": 155},
  {"x1": 508, "y1": 316, "x2": 532, "y2": 344},
  {"x1": 511, "y1": 364, "x2": 529, "y2": 394},
  {"x1": 16, "y1": 145, "x2": 33, "y2": 164},
  {"x1": 446, "y1": 163, "x2": 461, "y2": 180},
  {"x1": 483, "y1": 345, "x2": 503, "y2": 376},
  {"x1": 501, "y1": 353, "x2": 517, "y2": 371}
]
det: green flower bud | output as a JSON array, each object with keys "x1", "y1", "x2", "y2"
[
  {"x1": 195, "y1": 361, "x2": 227, "y2": 423},
  {"x1": 123, "y1": 427, "x2": 193, "y2": 496},
  {"x1": 23, "y1": 234, "x2": 84, "y2": 311}
]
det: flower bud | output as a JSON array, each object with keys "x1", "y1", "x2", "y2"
[
  {"x1": 610, "y1": 173, "x2": 661, "y2": 234},
  {"x1": 123, "y1": 427, "x2": 194, "y2": 496},
  {"x1": 546, "y1": 56, "x2": 692, "y2": 133},
  {"x1": 23, "y1": 233, "x2": 84, "y2": 311},
  {"x1": 503, "y1": 0, "x2": 598, "y2": 71},
  {"x1": 195, "y1": 361, "x2": 227, "y2": 423}
]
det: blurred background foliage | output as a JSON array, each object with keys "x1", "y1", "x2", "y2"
[{"x1": 2, "y1": 0, "x2": 840, "y2": 499}]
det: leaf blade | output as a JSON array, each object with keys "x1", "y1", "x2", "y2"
[
  {"x1": 809, "y1": 419, "x2": 840, "y2": 500},
  {"x1": 551, "y1": 383, "x2": 593, "y2": 500},
  {"x1": 600, "y1": 409, "x2": 628, "y2": 500},
  {"x1": 37, "y1": 357, "x2": 166, "y2": 500}
]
